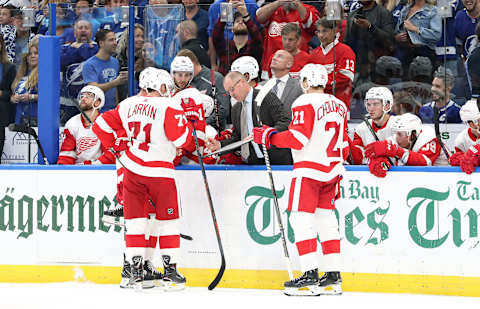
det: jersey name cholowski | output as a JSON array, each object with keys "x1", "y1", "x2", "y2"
[{"x1": 317, "y1": 100, "x2": 347, "y2": 120}]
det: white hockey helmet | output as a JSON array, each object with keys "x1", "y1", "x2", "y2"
[
  {"x1": 199, "y1": 93, "x2": 214, "y2": 118},
  {"x1": 299, "y1": 63, "x2": 328, "y2": 91},
  {"x1": 231, "y1": 56, "x2": 259, "y2": 82},
  {"x1": 157, "y1": 69, "x2": 175, "y2": 97},
  {"x1": 78, "y1": 85, "x2": 105, "y2": 110},
  {"x1": 170, "y1": 56, "x2": 194, "y2": 76},
  {"x1": 391, "y1": 113, "x2": 422, "y2": 136},
  {"x1": 460, "y1": 99, "x2": 480, "y2": 122},
  {"x1": 364, "y1": 86, "x2": 393, "y2": 113}
]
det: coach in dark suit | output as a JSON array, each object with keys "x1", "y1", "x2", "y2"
[
  {"x1": 0, "y1": 35, "x2": 17, "y2": 163},
  {"x1": 207, "y1": 71, "x2": 292, "y2": 165}
]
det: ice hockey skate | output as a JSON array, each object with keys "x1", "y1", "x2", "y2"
[
  {"x1": 101, "y1": 204, "x2": 124, "y2": 226},
  {"x1": 317, "y1": 272, "x2": 342, "y2": 295},
  {"x1": 284, "y1": 269, "x2": 321, "y2": 296},
  {"x1": 128, "y1": 256, "x2": 145, "y2": 290},
  {"x1": 161, "y1": 255, "x2": 186, "y2": 291},
  {"x1": 119, "y1": 254, "x2": 132, "y2": 289},
  {"x1": 143, "y1": 260, "x2": 163, "y2": 288}
]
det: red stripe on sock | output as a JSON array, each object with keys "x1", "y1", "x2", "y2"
[
  {"x1": 125, "y1": 234, "x2": 147, "y2": 248},
  {"x1": 296, "y1": 238, "x2": 317, "y2": 256},
  {"x1": 147, "y1": 236, "x2": 157, "y2": 248},
  {"x1": 321, "y1": 239, "x2": 340, "y2": 254},
  {"x1": 158, "y1": 235, "x2": 180, "y2": 249}
]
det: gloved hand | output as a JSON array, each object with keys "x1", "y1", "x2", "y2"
[
  {"x1": 448, "y1": 151, "x2": 464, "y2": 166},
  {"x1": 216, "y1": 128, "x2": 233, "y2": 141},
  {"x1": 253, "y1": 125, "x2": 278, "y2": 149},
  {"x1": 365, "y1": 140, "x2": 404, "y2": 159},
  {"x1": 459, "y1": 154, "x2": 476, "y2": 174},
  {"x1": 465, "y1": 144, "x2": 480, "y2": 158},
  {"x1": 368, "y1": 157, "x2": 391, "y2": 178},
  {"x1": 82, "y1": 160, "x2": 101, "y2": 165},
  {"x1": 181, "y1": 97, "x2": 202, "y2": 122},
  {"x1": 111, "y1": 137, "x2": 130, "y2": 157}
]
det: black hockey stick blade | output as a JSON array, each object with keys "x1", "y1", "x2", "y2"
[{"x1": 208, "y1": 255, "x2": 226, "y2": 290}]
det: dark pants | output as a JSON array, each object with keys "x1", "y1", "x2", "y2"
[{"x1": 0, "y1": 126, "x2": 4, "y2": 164}]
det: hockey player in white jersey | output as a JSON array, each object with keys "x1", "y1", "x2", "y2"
[
  {"x1": 57, "y1": 85, "x2": 115, "y2": 165},
  {"x1": 351, "y1": 87, "x2": 396, "y2": 166},
  {"x1": 365, "y1": 113, "x2": 441, "y2": 174},
  {"x1": 448, "y1": 99, "x2": 480, "y2": 174},
  {"x1": 253, "y1": 63, "x2": 349, "y2": 296},
  {"x1": 92, "y1": 67, "x2": 193, "y2": 290}
]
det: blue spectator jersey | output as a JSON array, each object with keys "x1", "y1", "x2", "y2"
[
  {"x1": 418, "y1": 100, "x2": 462, "y2": 123},
  {"x1": 144, "y1": 5, "x2": 183, "y2": 71},
  {"x1": 82, "y1": 55, "x2": 119, "y2": 112},
  {"x1": 14, "y1": 77, "x2": 38, "y2": 125},
  {"x1": 207, "y1": 0, "x2": 259, "y2": 40},
  {"x1": 454, "y1": 9, "x2": 479, "y2": 57},
  {"x1": 436, "y1": 0, "x2": 463, "y2": 60}
]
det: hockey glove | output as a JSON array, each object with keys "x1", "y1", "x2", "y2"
[
  {"x1": 215, "y1": 128, "x2": 233, "y2": 141},
  {"x1": 82, "y1": 159, "x2": 101, "y2": 165},
  {"x1": 459, "y1": 154, "x2": 477, "y2": 174},
  {"x1": 448, "y1": 151, "x2": 464, "y2": 166},
  {"x1": 368, "y1": 157, "x2": 391, "y2": 178},
  {"x1": 253, "y1": 125, "x2": 278, "y2": 149},
  {"x1": 365, "y1": 140, "x2": 404, "y2": 159},
  {"x1": 181, "y1": 98, "x2": 202, "y2": 122}
]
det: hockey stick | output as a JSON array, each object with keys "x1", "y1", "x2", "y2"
[
  {"x1": 203, "y1": 135, "x2": 253, "y2": 158},
  {"x1": 433, "y1": 106, "x2": 451, "y2": 159},
  {"x1": 101, "y1": 216, "x2": 193, "y2": 240},
  {"x1": 8, "y1": 124, "x2": 49, "y2": 164},
  {"x1": 191, "y1": 121, "x2": 225, "y2": 290},
  {"x1": 261, "y1": 143, "x2": 294, "y2": 280},
  {"x1": 210, "y1": 69, "x2": 221, "y2": 135},
  {"x1": 360, "y1": 114, "x2": 394, "y2": 166}
]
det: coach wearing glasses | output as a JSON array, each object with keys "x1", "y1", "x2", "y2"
[{"x1": 206, "y1": 71, "x2": 292, "y2": 165}]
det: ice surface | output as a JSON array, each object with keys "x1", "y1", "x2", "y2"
[{"x1": 0, "y1": 283, "x2": 477, "y2": 309}]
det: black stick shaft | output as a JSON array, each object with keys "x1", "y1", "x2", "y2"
[
  {"x1": 191, "y1": 121, "x2": 225, "y2": 290},
  {"x1": 361, "y1": 114, "x2": 394, "y2": 166}
]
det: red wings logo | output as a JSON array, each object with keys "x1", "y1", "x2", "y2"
[{"x1": 76, "y1": 137, "x2": 98, "y2": 155}]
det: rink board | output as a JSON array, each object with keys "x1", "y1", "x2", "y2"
[{"x1": 0, "y1": 165, "x2": 480, "y2": 297}]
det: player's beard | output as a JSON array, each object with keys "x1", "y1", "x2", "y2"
[
  {"x1": 431, "y1": 88, "x2": 445, "y2": 103},
  {"x1": 233, "y1": 28, "x2": 248, "y2": 36},
  {"x1": 80, "y1": 103, "x2": 93, "y2": 112}
]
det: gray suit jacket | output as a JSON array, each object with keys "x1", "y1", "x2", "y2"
[{"x1": 280, "y1": 76, "x2": 304, "y2": 113}]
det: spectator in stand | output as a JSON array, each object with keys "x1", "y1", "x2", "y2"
[
  {"x1": 57, "y1": 85, "x2": 115, "y2": 165},
  {"x1": 366, "y1": 113, "x2": 441, "y2": 177},
  {"x1": 394, "y1": 0, "x2": 441, "y2": 77},
  {"x1": 418, "y1": 67, "x2": 461, "y2": 124},
  {"x1": 206, "y1": 71, "x2": 292, "y2": 164},
  {"x1": 176, "y1": 19, "x2": 210, "y2": 67},
  {"x1": 344, "y1": 0, "x2": 395, "y2": 83},
  {"x1": 11, "y1": 39, "x2": 38, "y2": 126},
  {"x1": 37, "y1": 3, "x2": 76, "y2": 44},
  {"x1": 0, "y1": 35, "x2": 16, "y2": 164},
  {"x1": 264, "y1": 49, "x2": 303, "y2": 112},
  {"x1": 82, "y1": 29, "x2": 127, "y2": 112},
  {"x1": 75, "y1": 0, "x2": 101, "y2": 37},
  {"x1": 182, "y1": 0, "x2": 209, "y2": 51},
  {"x1": 97, "y1": 0, "x2": 128, "y2": 40},
  {"x1": 454, "y1": 0, "x2": 480, "y2": 58},
  {"x1": 0, "y1": 5, "x2": 16, "y2": 63},
  {"x1": 207, "y1": 0, "x2": 259, "y2": 71},
  {"x1": 12, "y1": 9, "x2": 34, "y2": 68},
  {"x1": 116, "y1": 24, "x2": 152, "y2": 101},
  {"x1": 309, "y1": 18, "x2": 356, "y2": 111},
  {"x1": 177, "y1": 48, "x2": 229, "y2": 130},
  {"x1": 264, "y1": 23, "x2": 310, "y2": 79},
  {"x1": 231, "y1": 55, "x2": 261, "y2": 88},
  {"x1": 212, "y1": 5, "x2": 263, "y2": 76},
  {"x1": 351, "y1": 87, "x2": 397, "y2": 165},
  {"x1": 466, "y1": 35, "x2": 480, "y2": 99},
  {"x1": 256, "y1": 0, "x2": 320, "y2": 80},
  {"x1": 60, "y1": 19, "x2": 99, "y2": 125}
]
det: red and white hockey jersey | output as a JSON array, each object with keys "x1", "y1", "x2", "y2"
[
  {"x1": 308, "y1": 40, "x2": 356, "y2": 109},
  {"x1": 388, "y1": 125, "x2": 441, "y2": 166},
  {"x1": 271, "y1": 92, "x2": 349, "y2": 182},
  {"x1": 454, "y1": 128, "x2": 480, "y2": 153},
  {"x1": 92, "y1": 95, "x2": 193, "y2": 178},
  {"x1": 260, "y1": 4, "x2": 320, "y2": 76},
  {"x1": 351, "y1": 115, "x2": 398, "y2": 164},
  {"x1": 57, "y1": 114, "x2": 115, "y2": 165}
]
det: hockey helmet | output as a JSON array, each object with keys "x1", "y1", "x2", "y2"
[
  {"x1": 391, "y1": 113, "x2": 422, "y2": 136},
  {"x1": 364, "y1": 86, "x2": 393, "y2": 113},
  {"x1": 78, "y1": 85, "x2": 105, "y2": 110},
  {"x1": 299, "y1": 63, "x2": 328, "y2": 91},
  {"x1": 170, "y1": 56, "x2": 194, "y2": 76},
  {"x1": 460, "y1": 99, "x2": 480, "y2": 122},
  {"x1": 231, "y1": 56, "x2": 259, "y2": 82},
  {"x1": 139, "y1": 67, "x2": 174, "y2": 96},
  {"x1": 409, "y1": 56, "x2": 432, "y2": 79},
  {"x1": 375, "y1": 56, "x2": 403, "y2": 78},
  {"x1": 199, "y1": 93, "x2": 215, "y2": 118}
]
